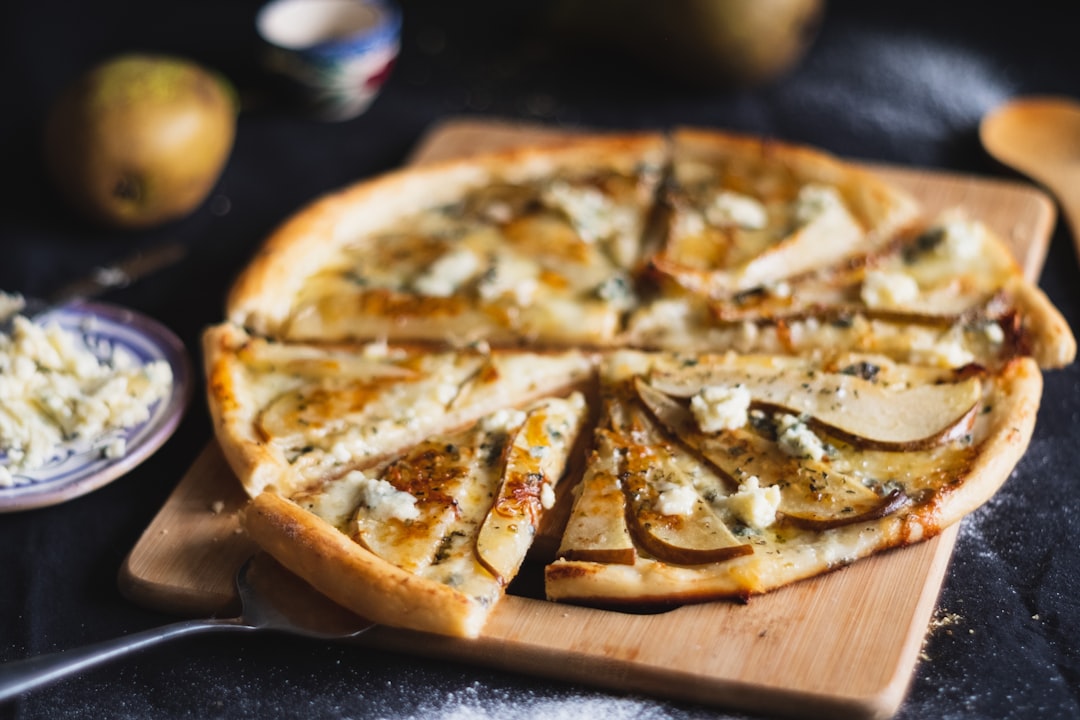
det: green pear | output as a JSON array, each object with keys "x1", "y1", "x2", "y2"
[{"x1": 44, "y1": 54, "x2": 237, "y2": 230}]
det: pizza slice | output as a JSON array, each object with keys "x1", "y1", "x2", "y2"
[
  {"x1": 546, "y1": 349, "x2": 1041, "y2": 605},
  {"x1": 242, "y1": 391, "x2": 588, "y2": 638},
  {"x1": 645, "y1": 127, "x2": 923, "y2": 300},
  {"x1": 627, "y1": 210, "x2": 1076, "y2": 369},
  {"x1": 225, "y1": 133, "x2": 667, "y2": 348},
  {"x1": 203, "y1": 322, "x2": 595, "y2": 498}
]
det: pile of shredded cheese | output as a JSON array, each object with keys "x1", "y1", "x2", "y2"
[{"x1": 0, "y1": 307, "x2": 172, "y2": 487}]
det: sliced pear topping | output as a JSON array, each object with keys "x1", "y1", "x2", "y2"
[
  {"x1": 255, "y1": 355, "x2": 490, "y2": 453},
  {"x1": 634, "y1": 377, "x2": 707, "y2": 441},
  {"x1": 352, "y1": 439, "x2": 480, "y2": 573},
  {"x1": 558, "y1": 478, "x2": 636, "y2": 564},
  {"x1": 557, "y1": 434, "x2": 637, "y2": 565},
  {"x1": 658, "y1": 184, "x2": 865, "y2": 298},
  {"x1": 614, "y1": 397, "x2": 751, "y2": 565},
  {"x1": 476, "y1": 395, "x2": 587, "y2": 584},
  {"x1": 257, "y1": 379, "x2": 398, "y2": 448},
  {"x1": 779, "y1": 488, "x2": 910, "y2": 531},
  {"x1": 238, "y1": 339, "x2": 419, "y2": 380},
  {"x1": 623, "y1": 469, "x2": 752, "y2": 565},
  {"x1": 649, "y1": 364, "x2": 981, "y2": 450},
  {"x1": 635, "y1": 378, "x2": 909, "y2": 530},
  {"x1": 730, "y1": 185, "x2": 865, "y2": 294}
]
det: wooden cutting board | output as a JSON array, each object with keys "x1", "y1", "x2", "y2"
[{"x1": 119, "y1": 118, "x2": 1056, "y2": 720}]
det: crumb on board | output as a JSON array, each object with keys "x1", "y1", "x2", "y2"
[
  {"x1": 920, "y1": 610, "x2": 965, "y2": 661},
  {"x1": 210, "y1": 500, "x2": 226, "y2": 514}
]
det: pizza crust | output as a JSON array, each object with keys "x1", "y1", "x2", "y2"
[
  {"x1": 243, "y1": 490, "x2": 492, "y2": 638},
  {"x1": 204, "y1": 322, "x2": 299, "y2": 498},
  {"x1": 1008, "y1": 277, "x2": 1077, "y2": 369}
]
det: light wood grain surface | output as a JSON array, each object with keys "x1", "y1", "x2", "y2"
[{"x1": 119, "y1": 118, "x2": 1056, "y2": 720}]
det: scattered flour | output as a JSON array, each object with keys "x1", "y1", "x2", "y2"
[{"x1": 389, "y1": 681, "x2": 735, "y2": 720}]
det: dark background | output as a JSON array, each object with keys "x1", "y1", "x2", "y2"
[{"x1": 2, "y1": 2, "x2": 1080, "y2": 718}]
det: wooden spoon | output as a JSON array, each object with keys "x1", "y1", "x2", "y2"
[{"x1": 980, "y1": 95, "x2": 1080, "y2": 262}]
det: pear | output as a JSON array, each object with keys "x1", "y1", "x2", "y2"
[
  {"x1": 550, "y1": 0, "x2": 825, "y2": 89},
  {"x1": 44, "y1": 54, "x2": 237, "y2": 229}
]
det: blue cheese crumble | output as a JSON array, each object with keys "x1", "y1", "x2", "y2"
[
  {"x1": 0, "y1": 314, "x2": 172, "y2": 486},
  {"x1": 793, "y1": 183, "x2": 845, "y2": 226},
  {"x1": 705, "y1": 190, "x2": 768, "y2": 230},
  {"x1": 412, "y1": 247, "x2": 481, "y2": 297},
  {"x1": 860, "y1": 269, "x2": 920, "y2": 309},
  {"x1": 543, "y1": 180, "x2": 637, "y2": 245},
  {"x1": 356, "y1": 472, "x2": 420, "y2": 522},
  {"x1": 725, "y1": 476, "x2": 782, "y2": 529},
  {"x1": 654, "y1": 481, "x2": 699, "y2": 517},
  {"x1": 775, "y1": 413, "x2": 827, "y2": 461},
  {"x1": 690, "y1": 384, "x2": 752, "y2": 433}
]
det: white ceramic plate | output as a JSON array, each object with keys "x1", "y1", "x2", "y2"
[{"x1": 0, "y1": 301, "x2": 192, "y2": 512}]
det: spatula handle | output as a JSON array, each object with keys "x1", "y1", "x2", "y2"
[{"x1": 0, "y1": 617, "x2": 252, "y2": 704}]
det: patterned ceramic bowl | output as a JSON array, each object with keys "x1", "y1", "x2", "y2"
[{"x1": 256, "y1": 0, "x2": 401, "y2": 121}]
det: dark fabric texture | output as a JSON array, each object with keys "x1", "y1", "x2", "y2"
[{"x1": 2, "y1": 2, "x2": 1079, "y2": 718}]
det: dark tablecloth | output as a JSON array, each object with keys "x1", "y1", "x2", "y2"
[{"x1": 2, "y1": 2, "x2": 1079, "y2": 718}]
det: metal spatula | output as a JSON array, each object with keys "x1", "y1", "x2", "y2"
[{"x1": 0, "y1": 554, "x2": 374, "y2": 703}]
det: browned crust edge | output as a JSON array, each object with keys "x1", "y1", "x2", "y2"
[
  {"x1": 202, "y1": 322, "x2": 296, "y2": 498},
  {"x1": 241, "y1": 491, "x2": 490, "y2": 638}
]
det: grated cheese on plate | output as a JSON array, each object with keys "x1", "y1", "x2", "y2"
[{"x1": 0, "y1": 311, "x2": 173, "y2": 486}]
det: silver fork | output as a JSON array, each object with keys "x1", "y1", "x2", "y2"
[{"x1": 0, "y1": 555, "x2": 374, "y2": 703}]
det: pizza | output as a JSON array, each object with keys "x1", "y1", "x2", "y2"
[{"x1": 202, "y1": 128, "x2": 1075, "y2": 638}]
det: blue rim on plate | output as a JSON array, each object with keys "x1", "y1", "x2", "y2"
[{"x1": 0, "y1": 300, "x2": 192, "y2": 512}]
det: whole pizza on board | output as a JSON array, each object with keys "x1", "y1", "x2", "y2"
[{"x1": 203, "y1": 128, "x2": 1074, "y2": 638}]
